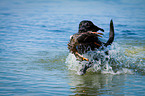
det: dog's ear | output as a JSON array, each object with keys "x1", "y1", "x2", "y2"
[{"x1": 104, "y1": 19, "x2": 114, "y2": 46}]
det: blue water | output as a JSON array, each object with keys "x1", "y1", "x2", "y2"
[{"x1": 0, "y1": 0, "x2": 145, "y2": 95}]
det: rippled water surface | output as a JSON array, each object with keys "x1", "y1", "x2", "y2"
[{"x1": 0, "y1": 0, "x2": 145, "y2": 95}]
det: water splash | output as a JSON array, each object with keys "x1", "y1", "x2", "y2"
[{"x1": 66, "y1": 43, "x2": 145, "y2": 75}]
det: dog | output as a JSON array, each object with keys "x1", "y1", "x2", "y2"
[{"x1": 68, "y1": 20, "x2": 114, "y2": 75}]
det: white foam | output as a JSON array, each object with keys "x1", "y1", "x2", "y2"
[{"x1": 65, "y1": 43, "x2": 144, "y2": 75}]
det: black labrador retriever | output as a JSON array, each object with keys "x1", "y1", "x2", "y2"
[{"x1": 68, "y1": 20, "x2": 114, "y2": 74}]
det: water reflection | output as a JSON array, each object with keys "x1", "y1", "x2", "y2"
[{"x1": 68, "y1": 71, "x2": 126, "y2": 95}]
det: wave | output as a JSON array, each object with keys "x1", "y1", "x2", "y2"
[{"x1": 65, "y1": 43, "x2": 145, "y2": 75}]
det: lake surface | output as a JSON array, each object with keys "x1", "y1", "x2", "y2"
[{"x1": 0, "y1": 0, "x2": 145, "y2": 95}]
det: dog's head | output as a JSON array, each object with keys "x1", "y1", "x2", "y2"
[{"x1": 78, "y1": 20, "x2": 104, "y2": 33}]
